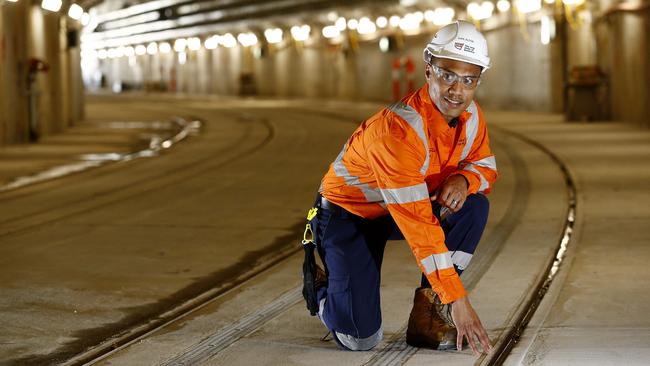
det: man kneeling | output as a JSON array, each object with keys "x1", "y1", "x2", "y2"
[{"x1": 302, "y1": 21, "x2": 496, "y2": 356}]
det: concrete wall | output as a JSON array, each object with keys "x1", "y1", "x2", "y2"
[
  {"x1": 0, "y1": 1, "x2": 84, "y2": 146},
  {"x1": 98, "y1": 23, "x2": 557, "y2": 112},
  {"x1": 595, "y1": 3, "x2": 649, "y2": 127},
  {"x1": 93, "y1": 11, "x2": 648, "y2": 128},
  {"x1": 0, "y1": 2, "x2": 29, "y2": 144},
  {"x1": 478, "y1": 22, "x2": 562, "y2": 112}
]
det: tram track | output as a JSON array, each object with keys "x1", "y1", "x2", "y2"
[
  {"x1": 82, "y1": 107, "x2": 563, "y2": 366},
  {"x1": 288, "y1": 108, "x2": 578, "y2": 366},
  {"x1": 0, "y1": 110, "x2": 272, "y2": 240},
  {"x1": 136, "y1": 109, "x2": 575, "y2": 366},
  {"x1": 481, "y1": 126, "x2": 577, "y2": 366},
  {"x1": 2, "y1": 102, "x2": 577, "y2": 366},
  {"x1": 35, "y1": 103, "x2": 355, "y2": 366},
  {"x1": 2, "y1": 105, "x2": 284, "y2": 366}
]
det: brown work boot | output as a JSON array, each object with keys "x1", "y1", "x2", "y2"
[{"x1": 406, "y1": 287, "x2": 460, "y2": 350}]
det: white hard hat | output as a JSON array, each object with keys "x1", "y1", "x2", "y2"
[{"x1": 423, "y1": 20, "x2": 491, "y2": 73}]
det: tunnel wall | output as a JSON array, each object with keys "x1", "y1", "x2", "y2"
[
  {"x1": 0, "y1": 3, "x2": 29, "y2": 144},
  {"x1": 594, "y1": 3, "x2": 649, "y2": 128},
  {"x1": 0, "y1": 1, "x2": 84, "y2": 146},
  {"x1": 110, "y1": 27, "x2": 557, "y2": 114},
  {"x1": 478, "y1": 22, "x2": 562, "y2": 112},
  {"x1": 91, "y1": 7, "x2": 648, "y2": 128}
]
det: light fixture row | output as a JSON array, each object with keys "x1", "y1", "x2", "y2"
[{"x1": 4, "y1": 1, "x2": 93, "y2": 25}]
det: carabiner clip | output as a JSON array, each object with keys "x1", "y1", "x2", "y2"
[{"x1": 302, "y1": 223, "x2": 315, "y2": 245}]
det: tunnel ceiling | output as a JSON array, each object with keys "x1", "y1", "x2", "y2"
[{"x1": 80, "y1": 0, "x2": 466, "y2": 50}]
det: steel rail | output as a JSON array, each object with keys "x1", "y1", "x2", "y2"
[
  {"x1": 144, "y1": 108, "x2": 531, "y2": 366},
  {"x1": 61, "y1": 106, "x2": 576, "y2": 366},
  {"x1": 480, "y1": 125, "x2": 578, "y2": 366}
]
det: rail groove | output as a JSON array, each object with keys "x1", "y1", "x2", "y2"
[{"x1": 58, "y1": 106, "x2": 577, "y2": 366}]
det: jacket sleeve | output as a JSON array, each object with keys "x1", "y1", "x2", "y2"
[
  {"x1": 453, "y1": 105, "x2": 498, "y2": 195},
  {"x1": 366, "y1": 135, "x2": 467, "y2": 304}
]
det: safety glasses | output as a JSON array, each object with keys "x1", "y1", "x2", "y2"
[{"x1": 430, "y1": 64, "x2": 481, "y2": 89}]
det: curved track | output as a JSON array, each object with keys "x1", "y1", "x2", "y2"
[
  {"x1": 98, "y1": 107, "x2": 572, "y2": 366},
  {"x1": 0, "y1": 98, "x2": 576, "y2": 366}
]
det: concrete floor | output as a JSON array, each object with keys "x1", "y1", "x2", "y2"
[
  {"x1": 496, "y1": 114, "x2": 650, "y2": 366},
  {"x1": 0, "y1": 95, "x2": 648, "y2": 366}
]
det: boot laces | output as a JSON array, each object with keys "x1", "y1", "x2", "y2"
[{"x1": 433, "y1": 294, "x2": 455, "y2": 328}]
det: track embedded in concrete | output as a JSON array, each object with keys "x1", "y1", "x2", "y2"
[
  {"x1": 97, "y1": 111, "x2": 529, "y2": 366},
  {"x1": 0, "y1": 117, "x2": 200, "y2": 194},
  {"x1": 482, "y1": 126, "x2": 578, "y2": 366},
  {"x1": 160, "y1": 288, "x2": 303, "y2": 365},
  {"x1": 59, "y1": 108, "x2": 575, "y2": 366},
  {"x1": 363, "y1": 128, "x2": 531, "y2": 366},
  {"x1": 43, "y1": 111, "x2": 282, "y2": 366}
]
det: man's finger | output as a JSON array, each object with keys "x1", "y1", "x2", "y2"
[
  {"x1": 443, "y1": 190, "x2": 455, "y2": 206},
  {"x1": 457, "y1": 329, "x2": 464, "y2": 351},
  {"x1": 431, "y1": 188, "x2": 441, "y2": 201},
  {"x1": 477, "y1": 326, "x2": 492, "y2": 353},
  {"x1": 452, "y1": 196, "x2": 466, "y2": 213},
  {"x1": 467, "y1": 331, "x2": 480, "y2": 356},
  {"x1": 449, "y1": 194, "x2": 462, "y2": 210}
]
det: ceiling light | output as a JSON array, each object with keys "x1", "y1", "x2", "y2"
[
  {"x1": 413, "y1": 11, "x2": 424, "y2": 23},
  {"x1": 468, "y1": 2, "x2": 495, "y2": 20},
  {"x1": 497, "y1": 0, "x2": 511, "y2": 12},
  {"x1": 425, "y1": 10, "x2": 435, "y2": 22},
  {"x1": 358, "y1": 17, "x2": 377, "y2": 35},
  {"x1": 237, "y1": 32, "x2": 258, "y2": 47},
  {"x1": 433, "y1": 8, "x2": 455, "y2": 25},
  {"x1": 42, "y1": 0, "x2": 62, "y2": 12},
  {"x1": 221, "y1": 33, "x2": 237, "y2": 48},
  {"x1": 264, "y1": 28, "x2": 283, "y2": 44},
  {"x1": 389, "y1": 15, "x2": 401, "y2": 27},
  {"x1": 516, "y1": 0, "x2": 542, "y2": 13},
  {"x1": 376, "y1": 16, "x2": 388, "y2": 28},
  {"x1": 291, "y1": 25, "x2": 311, "y2": 41},
  {"x1": 135, "y1": 45, "x2": 147, "y2": 56},
  {"x1": 335, "y1": 17, "x2": 347, "y2": 31},
  {"x1": 188, "y1": 37, "x2": 202, "y2": 51},
  {"x1": 399, "y1": 13, "x2": 421, "y2": 31},
  {"x1": 146, "y1": 42, "x2": 158, "y2": 55},
  {"x1": 379, "y1": 37, "x2": 390, "y2": 52},
  {"x1": 68, "y1": 4, "x2": 83, "y2": 20},
  {"x1": 81, "y1": 12, "x2": 91, "y2": 26},
  {"x1": 204, "y1": 36, "x2": 219, "y2": 49},
  {"x1": 159, "y1": 42, "x2": 171, "y2": 53},
  {"x1": 322, "y1": 25, "x2": 340, "y2": 39}
]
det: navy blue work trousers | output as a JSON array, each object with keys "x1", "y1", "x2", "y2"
[{"x1": 310, "y1": 194, "x2": 489, "y2": 350}]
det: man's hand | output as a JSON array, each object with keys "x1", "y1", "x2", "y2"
[
  {"x1": 451, "y1": 296, "x2": 492, "y2": 356},
  {"x1": 431, "y1": 175, "x2": 469, "y2": 213}
]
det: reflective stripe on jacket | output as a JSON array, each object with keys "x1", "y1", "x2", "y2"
[{"x1": 320, "y1": 83, "x2": 498, "y2": 304}]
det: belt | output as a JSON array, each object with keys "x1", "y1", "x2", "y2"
[{"x1": 320, "y1": 196, "x2": 342, "y2": 215}]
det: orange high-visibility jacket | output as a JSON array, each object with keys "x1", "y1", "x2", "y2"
[{"x1": 320, "y1": 84, "x2": 498, "y2": 304}]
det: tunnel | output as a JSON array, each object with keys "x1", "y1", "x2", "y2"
[{"x1": 0, "y1": 1, "x2": 649, "y2": 365}]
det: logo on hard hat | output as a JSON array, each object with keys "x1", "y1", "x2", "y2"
[
  {"x1": 464, "y1": 45, "x2": 475, "y2": 53},
  {"x1": 454, "y1": 42, "x2": 464, "y2": 50}
]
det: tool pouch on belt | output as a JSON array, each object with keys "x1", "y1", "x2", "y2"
[{"x1": 302, "y1": 207, "x2": 319, "y2": 316}]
